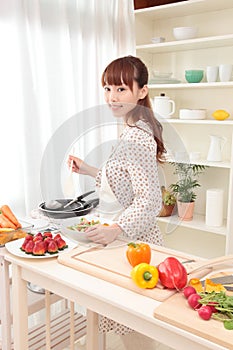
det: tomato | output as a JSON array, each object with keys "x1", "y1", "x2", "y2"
[
  {"x1": 158, "y1": 257, "x2": 187, "y2": 290},
  {"x1": 126, "y1": 242, "x2": 151, "y2": 267}
]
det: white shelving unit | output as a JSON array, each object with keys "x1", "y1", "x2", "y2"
[{"x1": 135, "y1": 0, "x2": 233, "y2": 258}]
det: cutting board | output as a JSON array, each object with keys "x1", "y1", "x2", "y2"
[
  {"x1": 58, "y1": 240, "x2": 209, "y2": 302},
  {"x1": 153, "y1": 271, "x2": 233, "y2": 349}
]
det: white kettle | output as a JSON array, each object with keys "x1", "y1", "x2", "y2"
[
  {"x1": 207, "y1": 135, "x2": 227, "y2": 162},
  {"x1": 153, "y1": 93, "x2": 175, "y2": 118}
]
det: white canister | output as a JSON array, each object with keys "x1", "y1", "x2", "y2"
[
  {"x1": 153, "y1": 93, "x2": 175, "y2": 118},
  {"x1": 205, "y1": 188, "x2": 224, "y2": 227},
  {"x1": 219, "y1": 64, "x2": 232, "y2": 82},
  {"x1": 206, "y1": 66, "x2": 218, "y2": 83}
]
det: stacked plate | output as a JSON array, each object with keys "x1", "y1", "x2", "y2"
[{"x1": 149, "y1": 72, "x2": 181, "y2": 84}]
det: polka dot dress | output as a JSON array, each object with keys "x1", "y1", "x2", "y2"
[{"x1": 96, "y1": 120, "x2": 164, "y2": 334}]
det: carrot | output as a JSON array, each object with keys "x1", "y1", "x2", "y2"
[
  {"x1": 0, "y1": 205, "x2": 21, "y2": 228},
  {"x1": 0, "y1": 213, "x2": 16, "y2": 229}
]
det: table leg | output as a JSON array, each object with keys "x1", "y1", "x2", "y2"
[
  {"x1": 11, "y1": 264, "x2": 28, "y2": 350},
  {"x1": 0, "y1": 256, "x2": 11, "y2": 350},
  {"x1": 86, "y1": 309, "x2": 99, "y2": 350}
]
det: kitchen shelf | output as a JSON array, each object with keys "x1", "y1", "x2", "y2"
[
  {"x1": 165, "y1": 157, "x2": 231, "y2": 169},
  {"x1": 158, "y1": 214, "x2": 227, "y2": 236},
  {"x1": 148, "y1": 82, "x2": 233, "y2": 89},
  {"x1": 135, "y1": 0, "x2": 233, "y2": 19},
  {"x1": 135, "y1": 0, "x2": 233, "y2": 256},
  {"x1": 159, "y1": 119, "x2": 233, "y2": 126},
  {"x1": 137, "y1": 34, "x2": 233, "y2": 54}
]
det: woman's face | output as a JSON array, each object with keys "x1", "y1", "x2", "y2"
[{"x1": 103, "y1": 80, "x2": 147, "y2": 118}]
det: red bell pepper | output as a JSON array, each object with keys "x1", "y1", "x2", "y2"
[{"x1": 158, "y1": 257, "x2": 187, "y2": 290}]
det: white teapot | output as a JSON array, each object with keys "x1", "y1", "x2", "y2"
[{"x1": 153, "y1": 93, "x2": 175, "y2": 118}]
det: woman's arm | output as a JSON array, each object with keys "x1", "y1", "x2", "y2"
[{"x1": 68, "y1": 155, "x2": 98, "y2": 178}]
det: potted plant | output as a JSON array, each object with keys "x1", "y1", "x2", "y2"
[
  {"x1": 169, "y1": 163, "x2": 206, "y2": 221},
  {"x1": 159, "y1": 186, "x2": 176, "y2": 217}
]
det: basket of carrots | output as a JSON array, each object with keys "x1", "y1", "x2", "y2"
[{"x1": 0, "y1": 205, "x2": 32, "y2": 246}]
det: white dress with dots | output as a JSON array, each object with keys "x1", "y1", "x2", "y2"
[{"x1": 96, "y1": 119, "x2": 163, "y2": 334}]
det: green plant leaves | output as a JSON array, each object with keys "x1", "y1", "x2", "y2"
[{"x1": 169, "y1": 162, "x2": 206, "y2": 203}]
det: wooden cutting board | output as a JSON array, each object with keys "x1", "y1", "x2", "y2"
[
  {"x1": 153, "y1": 271, "x2": 233, "y2": 349},
  {"x1": 58, "y1": 240, "x2": 209, "y2": 302}
]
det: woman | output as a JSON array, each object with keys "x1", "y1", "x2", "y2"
[{"x1": 68, "y1": 55, "x2": 166, "y2": 349}]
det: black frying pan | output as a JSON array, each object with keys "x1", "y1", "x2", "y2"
[{"x1": 39, "y1": 191, "x2": 99, "y2": 219}]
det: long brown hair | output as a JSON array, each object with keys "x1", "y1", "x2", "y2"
[{"x1": 101, "y1": 55, "x2": 166, "y2": 162}]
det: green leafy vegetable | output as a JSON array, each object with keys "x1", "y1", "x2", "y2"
[{"x1": 198, "y1": 291, "x2": 233, "y2": 330}]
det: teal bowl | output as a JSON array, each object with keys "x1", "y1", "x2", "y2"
[{"x1": 185, "y1": 70, "x2": 204, "y2": 83}]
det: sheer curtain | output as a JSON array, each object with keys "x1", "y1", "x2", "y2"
[{"x1": 0, "y1": 0, "x2": 135, "y2": 216}]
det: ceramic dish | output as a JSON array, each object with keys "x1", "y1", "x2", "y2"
[
  {"x1": 61, "y1": 215, "x2": 113, "y2": 243},
  {"x1": 173, "y1": 26, "x2": 197, "y2": 40},
  {"x1": 149, "y1": 78, "x2": 181, "y2": 84},
  {"x1": 151, "y1": 37, "x2": 165, "y2": 44},
  {"x1": 179, "y1": 108, "x2": 207, "y2": 120},
  {"x1": 5, "y1": 235, "x2": 77, "y2": 259}
]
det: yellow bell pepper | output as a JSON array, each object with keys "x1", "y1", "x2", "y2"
[
  {"x1": 131, "y1": 263, "x2": 159, "y2": 289},
  {"x1": 189, "y1": 277, "x2": 226, "y2": 293},
  {"x1": 205, "y1": 278, "x2": 226, "y2": 293},
  {"x1": 189, "y1": 278, "x2": 204, "y2": 293}
]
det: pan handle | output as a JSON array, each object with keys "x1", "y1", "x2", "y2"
[
  {"x1": 77, "y1": 190, "x2": 95, "y2": 201},
  {"x1": 84, "y1": 198, "x2": 99, "y2": 208}
]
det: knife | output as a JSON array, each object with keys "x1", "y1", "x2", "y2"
[{"x1": 200, "y1": 275, "x2": 233, "y2": 286}]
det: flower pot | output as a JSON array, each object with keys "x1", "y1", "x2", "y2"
[
  {"x1": 159, "y1": 204, "x2": 176, "y2": 217},
  {"x1": 177, "y1": 201, "x2": 195, "y2": 221}
]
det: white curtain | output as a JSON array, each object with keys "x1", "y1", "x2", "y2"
[{"x1": 0, "y1": 0, "x2": 135, "y2": 217}]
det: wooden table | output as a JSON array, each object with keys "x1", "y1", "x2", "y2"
[
  {"x1": 0, "y1": 247, "x2": 86, "y2": 350},
  {"x1": 5, "y1": 251, "x2": 229, "y2": 350}
]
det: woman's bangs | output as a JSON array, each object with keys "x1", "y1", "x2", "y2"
[{"x1": 103, "y1": 60, "x2": 134, "y2": 90}]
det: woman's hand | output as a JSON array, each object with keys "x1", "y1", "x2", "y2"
[
  {"x1": 68, "y1": 155, "x2": 98, "y2": 178},
  {"x1": 85, "y1": 223, "x2": 123, "y2": 245}
]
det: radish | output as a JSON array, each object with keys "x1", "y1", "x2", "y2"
[
  {"x1": 183, "y1": 286, "x2": 196, "y2": 299},
  {"x1": 207, "y1": 302, "x2": 218, "y2": 313},
  {"x1": 187, "y1": 293, "x2": 201, "y2": 309},
  {"x1": 198, "y1": 305, "x2": 213, "y2": 320}
]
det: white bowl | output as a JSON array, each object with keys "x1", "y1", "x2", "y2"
[
  {"x1": 61, "y1": 215, "x2": 113, "y2": 243},
  {"x1": 173, "y1": 27, "x2": 197, "y2": 40},
  {"x1": 151, "y1": 37, "x2": 165, "y2": 44},
  {"x1": 179, "y1": 109, "x2": 206, "y2": 120}
]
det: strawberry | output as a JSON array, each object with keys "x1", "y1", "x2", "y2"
[
  {"x1": 33, "y1": 232, "x2": 43, "y2": 242},
  {"x1": 33, "y1": 241, "x2": 46, "y2": 256},
  {"x1": 43, "y1": 231, "x2": 53, "y2": 238},
  {"x1": 53, "y1": 233, "x2": 61, "y2": 241},
  {"x1": 24, "y1": 240, "x2": 35, "y2": 254},
  {"x1": 56, "y1": 237, "x2": 67, "y2": 250},
  {"x1": 47, "y1": 240, "x2": 58, "y2": 254}
]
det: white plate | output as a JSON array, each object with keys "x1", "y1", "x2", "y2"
[
  {"x1": 23, "y1": 217, "x2": 50, "y2": 230},
  {"x1": 61, "y1": 215, "x2": 113, "y2": 243},
  {"x1": 5, "y1": 235, "x2": 77, "y2": 259}
]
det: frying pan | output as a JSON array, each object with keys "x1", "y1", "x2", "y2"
[
  {"x1": 44, "y1": 191, "x2": 95, "y2": 211},
  {"x1": 39, "y1": 191, "x2": 99, "y2": 219}
]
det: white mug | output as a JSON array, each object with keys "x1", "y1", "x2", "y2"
[
  {"x1": 219, "y1": 64, "x2": 232, "y2": 82},
  {"x1": 153, "y1": 94, "x2": 175, "y2": 118},
  {"x1": 189, "y1": 151, "x2": 201, "y2": 162},
  {"x1": 206, "y1": 66, "x2": 218, "y2": 83}
]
